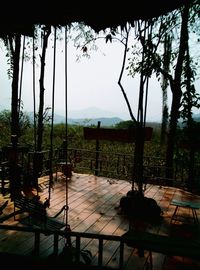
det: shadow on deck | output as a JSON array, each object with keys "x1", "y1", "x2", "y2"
[{"x1": 0, "y1": 172, "x2": 200, "y2": 270}]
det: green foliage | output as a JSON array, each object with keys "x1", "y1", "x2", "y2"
[
  {"x1": 0, "y1": 109, "x2": 33, "y2": 148},
  {"x1": 0, "y1": 111, "x2": 161, "y2": 157},
  {"x1": 115, "y1": 120, "x2": 136, "y2": 129},
  {"x1": 69, "y1": 22, "x2": 98, "y2": 60},
  {"x1": 0, "y1": 109, "x2": 11, "y2": 146}
]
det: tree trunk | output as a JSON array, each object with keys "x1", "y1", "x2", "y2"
[
  {"x1": 37, "y1": 26, "x2": 51, "y2": 151},
  {"x1": 166, "y1": 85, "x2": 182, "y2": 178},
  {"x1": 160, "y1": 34, "x2": 171, "y2": 146},
  {"x1": 10, "y1": 34, "x2": 21, "y2": 139},
  {"x1": 165, "y1": 3, "x2": 189, "y2": 179}
]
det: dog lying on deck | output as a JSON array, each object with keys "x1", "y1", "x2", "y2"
[{"x1": 118, "y1": 190, "x2": 163, "y2": 224}]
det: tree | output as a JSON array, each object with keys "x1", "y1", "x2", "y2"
[
  {"x1": 1, "y1": 25, "x2": 36, "y2": 143},
  {"x1": 0, "y1": 109, "x2": 32, "y2": 147},
  {"x1": 179, "y1": 40, "x2": 200, "y2": 189},
  {"x1": 36, "y1": 25, "x2": 51, "y2": 151},
  {"x1": 2, "y1": 33, "x2": 21, "y2": 139},
  {"x1": 127, "y1": 1, "x2": 200, "y2": 181},
  {"x1": 0, "y1": 110, "x2": 11, "y2": 146},
  {"x1": 160, "y1": 33, "x2": 171, "y2": 146}
]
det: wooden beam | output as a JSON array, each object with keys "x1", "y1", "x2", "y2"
[{"x1": 83, "y1": 127, "x2": 153, "y2": 142}]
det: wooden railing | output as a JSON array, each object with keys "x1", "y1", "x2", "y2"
[
  {"x1": 1, "y1": 224, "x2": 199, "y2": 269},
  {"x1": 0, "y1": 224, "x2": 127, "y2": 269},
  {"x1": 1, "y1": 147, "x2": 199, "y2": 193},
  {"x1": 55, "y1": 147, "x2": 193, "y2": 185}
]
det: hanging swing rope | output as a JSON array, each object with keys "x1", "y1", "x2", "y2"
[
  {"x1": 65, "y1": 25, "x2": 69, "y2": 226},
  {"x1": 62, "y1": 25, "x2": 72, "y2": 246},
  {"x1": 26, "y1": 33, "x2": 39, "y2": 198},
  {"x1": 48, "y1": 26, "x2": 71, "y2": 247},
  {"x1": 65, "y1": 27, "x2": 68, "y2": 147},
  {"x1": 48, "y1": 26, "x2": 57, "y2": 204},
  {"x1": 32, "y1": 34, "x2": 37, "y2": 151},
  {"x1": 18, "y1": 35, "x2": 25, "y2": 113},
  {"x1": 47, "y1": 26, "x2": 71, "y2": 230}
]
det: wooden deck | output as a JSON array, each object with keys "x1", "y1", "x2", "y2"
[{"x1": 0, "y1": 172, "x2": 200, "y2": 269}]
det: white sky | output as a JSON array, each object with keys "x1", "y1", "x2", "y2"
[{"x1": 0, "y1": 32, "x2": 169, "y2": 122}]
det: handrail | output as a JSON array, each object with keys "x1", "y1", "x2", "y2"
[
  {"x1": 0, "y1": 224, "x2": 125, "y2": 269},
  {"x1": 1, "y1": 146, "x2": 198, "y2": 190},
  {"x1": 55, "y1": 147, "x2": 189, "y2": 183},
  {"x1": 1, "y1": 224, "x2": 199, "y2": 268}
]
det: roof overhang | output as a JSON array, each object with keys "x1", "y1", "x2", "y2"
[{"x1": 0, "y1": 0, "x2": 189, "y2": 35}]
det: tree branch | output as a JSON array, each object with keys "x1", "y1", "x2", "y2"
[{"x1": 117, "y1": 26, "x2": 137, "y2": 124}]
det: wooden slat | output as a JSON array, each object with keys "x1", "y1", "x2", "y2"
[
  {"x1": 0, "y1": 172, "x2": 200, "y2": 270},
  {"x1": 83, "y1": 127, "x2": 153, "y2": 142}
]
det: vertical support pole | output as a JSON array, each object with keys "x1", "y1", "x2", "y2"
[
  {"x1": 75, "y1": 236, "x2": 81, "y2": 263},
  {"x1": 98, "y1": 238, "x2": 103, "y2": 266},
  {"x1": 94, "y1": 121, "x2": 101, "y2": 176},
  {"x1": 34, "y1": 231, "x2": 40, "y2": 256},
  {"x1": 53, "y1": 233, "x2": 59, "y2": 255},
  {"x1": 119, "y1": 241, "x2": 124, "y2": 269}
]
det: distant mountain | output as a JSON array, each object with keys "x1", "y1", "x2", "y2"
[
  {"x1": 54, "y1": 115, "x2": 123, "y2": 126},
  {"x1": 27, "y1": 112, "x2": 123, "y2": 127},
  {"x1": 67, "y1": 117, "x2": 123, "y2": 127},
  {"x1": 29, "y1": 107, "x2": 200, "y2": 125},
  {"x1": 49, "y1": 106, "x2": 127, "y2": 126},
  {"x1": 54, "y1": 114, "x2": 65, "y2": 123},
  {"x1": 68, "y1": 106, "x2": 129, "y2": 120}
]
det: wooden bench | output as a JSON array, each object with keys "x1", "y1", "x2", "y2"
[
  {"x1": 170, "y1": 199, "x2": 200, "y2": 225},
  {"x1": 14, "y1": 196, "x2": 66, "y2": 231},
  {"x1": 122, "y1": 230, "x2": 200, "y2": 269}
]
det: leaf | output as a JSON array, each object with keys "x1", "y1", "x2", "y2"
[
  {"x1": 82, "y1": 46, "x2": 87, "y2": 53},
  {"x1": 105, "y1": 34, "x2": 112, "y2": 43}
]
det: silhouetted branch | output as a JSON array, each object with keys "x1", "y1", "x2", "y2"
[{"x1": 117, "y1": 26, "x2": 137, "y2": 124}]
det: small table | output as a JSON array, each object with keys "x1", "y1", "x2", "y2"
[{"x1": 170, "y1": 199, "x2": 200, "y2": 225}]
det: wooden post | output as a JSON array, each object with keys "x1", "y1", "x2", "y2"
[
  {"x1": 94, "y1": 121, "x2": 101, "y2": 176},
  {"x1": 34, "y1": 231, "x2": 40, "y2": 256},
  {"x1": 53, "y1": 233, "x2": 59, "y2": 255}
]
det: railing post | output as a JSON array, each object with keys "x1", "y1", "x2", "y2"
[
  {"x1": 75, "y1": 236, "x2": 81, "y2": 263},
  {"x1": 98, "y1": 238, "x2": 103, "y2": 266},
  {"x1": 119, "y1": 241, "x2": 124, "y2": 269},
  {"x1": 34, "y1": 231, "x2": 40, "y2": 256},
  {"x1": 53, "y1": 233, "x2": 59, "y2": 255},
  {"x1": 94, "y1": 121, "x2": 101, "y2": 176}
]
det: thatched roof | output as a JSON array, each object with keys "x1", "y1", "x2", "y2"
[{"x1": 0, "y1": 0, "x2": 189, "y2": 35}]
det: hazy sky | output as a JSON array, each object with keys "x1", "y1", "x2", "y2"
[{"x1": 0, "y1": 32, "x2": 169, "y2": 122}]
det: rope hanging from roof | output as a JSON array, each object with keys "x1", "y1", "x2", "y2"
[
  {"x1": 48, "y1": 26, "x2": 57, "y2": 204},
  {"x1": 64, "y1": 25, "x2": 72, "y2": 235},
  {"x1": 18, "y1": 35, "x2": 25, "y2": 113},
  {"x1": 65, "y1": 26, "x2": 68, "y2": 146},
  {"x1": 32, "y1": 34, "x2": 37, "y2": 151}
]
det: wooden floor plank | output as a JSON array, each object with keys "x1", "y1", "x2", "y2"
[{"x1": 0, "y1": 172, "x2": 200, "y2": 269}]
